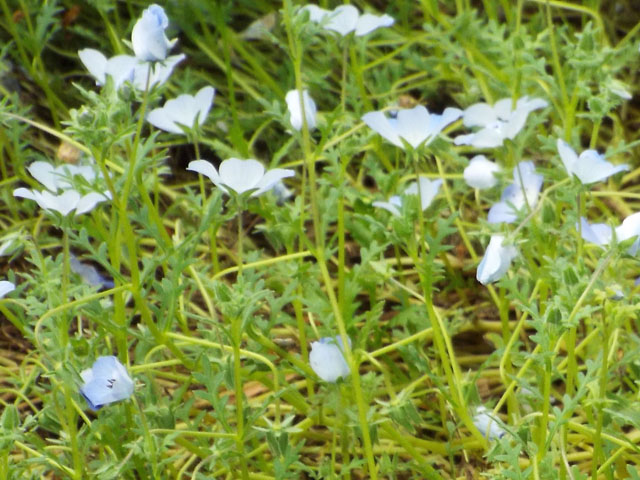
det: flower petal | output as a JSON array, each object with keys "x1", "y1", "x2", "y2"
[
  {"x1": 462, "y1": 102, "x2": 497, "y2": 127},
  {"x1": 373, "y1": 196, "x2": 402, "y2": 216},
  {"x1": 219, "y1": 158, "x2": 265, "y2": 194},
  {"x1": 396, "y1": 106, "x2": 430, "y2": 148},
  {"x1": 362, "y1": 111, "x2": 402, "y2": 147},
  {"x1": 556, "y1": 139, "x2": 578, "y2": 175},
  {"x1": 404, "y1": 177, "x2": 442, "y2": 210},
  {"x1": 78, "y1": 49, "x2": 107, "y2": 85},
  {"x1": 578, "y1": 217, "x2": 612, "y2": 246},
  {"x1": 0, "y1": 281, "x2": 15, "y2": 298},
  {"x1": 355, "y1": 12, "x2": 394, "y2": 36},
  {"x1": 285, "y1": 89, "x2": 317, "y2": 131},
  {"x1": 27, "y1": 161, "x2": 59, "y2": 191},
  {"x1": 473, "y1": 406, "x2": 506, "y2": 440},
  {"x1": 187, "y1": 160, "x2": 223, "y2": 188},
  {"x1": 131, "y1": 4, "x2": 175, "y2": 61},
  {"x1": 571, "y1": 150, "x2": 629, "y2": 184},
  {"x1": 252, "y1": 168, "x2": 295, "y2": 197},
  {"x1": 80, "y1": 356, "x2": 134, "y2": 410},
  {"x1": 325, "y1": 5, "x2": 359, "y2": 35},
  {"x1": 75, "y1": 192, "x2": 111, "y2": 216}
]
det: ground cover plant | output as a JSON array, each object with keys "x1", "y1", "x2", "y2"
[{"x1": 2, "y1": 0, "x2": 640, "y2": 478}]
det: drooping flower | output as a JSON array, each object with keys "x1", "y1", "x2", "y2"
[
  {"x1": 131, "y1": 4, "x2": 177, "y2": 62},
  {"x1": 147, "y1": 86, "x2": 215, "y2": 134},
  {"x1": 302, "y1": 5, "x2": 394, "y2": 36},
  {"x1": 13, "y1": 161, "x2": 111, "y2": 216},
  {"x1": 476, "y1": 235, "x2": 517, "y2": 285},
  {"x1": 79, "y1": 48, "x2": 185, "y2": 91},
  {"x1": 70, "y1": 254, "x2": 115, "y2": 290},
  {"x1": 309, "y1": 336, "x2": 351, "y2": 383},
  {"x1": 373, "y1": 177, "x2": 442, "y2": 216},
  {"x1": 285, "y1": 89, "x2": 317, "y2": 131},
  {"x1": 473, "y1": 406, "x2": 506, "y2": 440},
  {"x1": 487, "y1": 161, "x2": 543, "y2": 224},
  {"x1": 454, "y1": 96, "x2": 548, "y2": 148},
  {"x1": 187, "y1": 158, "x2": 295, "y2": 197},
  {"x1": 362, "y1": 105, "x2": 462, "y2": 150},
  {"x1": 0, "y1": 281, "x2": 15, "y2": 298},
  {"x1": 80, "y1": 356, "x2": 134, "y2": 410},
  {"x1": 463, "y1": 155, "x2": 500, "y2": 189},
  {"x1": 556, "y1": 139, "x2": 629, "y2": 184}
]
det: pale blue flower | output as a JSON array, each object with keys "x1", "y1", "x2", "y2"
[
  {"x1": 148, "y1": 86, "x2": 215, "y2": 134},
  {"x1": 131, "y1": 4, "x2": 176, "y2": 62},
  {"x1": 488, "y1": 161, "x2": 543, "y2": 224},
  {"x1": 302, "y1": 5, "x2": 394, "y2": 36},
  {"x1": 285, "y1": 89, "x2": 317, "y2": 131},
  {"x1": 362, "y1": 106, "x2": 462, "y2": 150},
  {"x1": 373, "y1": 177, "x2": 442, "y2": 216},
  {"x1": 463, "y1": 155, "x2": 500, "y2": 189},
  {"x1": 187, "y1": 158, "x2": 295, "y2": 197},
  {"x1": 476, "y1": 235, "x2": 517, "y2": 285},
  {"x1": 309, "y1": 336, "x2": 351, "y2": 383},
  {"x1": 0, "y1": 281, "x2": 15, "y2": 298},
  {"x1": 473, "y1": 406, "x2": 506, "y2": 440},
  {"x1": 80, "y1": 356, "x2": 134, "y2": 410},
  {"x1": 557, "y1": 139, "x2": 629, "y2": 184}
]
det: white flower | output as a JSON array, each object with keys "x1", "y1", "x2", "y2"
[
  {"x1": 473, "y1": 406, "x2": 506, "y2": 440},
  {"x1": 557, "y1": 139, "x2": 628, "y2": 184},
  {"x1": 488, "y1": 161, "x2": 543, "y2": 224},
  {"x1": 309, "y1": 336, "x2": 351, "y2": 383},
  {"x1": 131, "y1": 4, "x2": 176, "y2": 62},
  {"x1": 13, "y1": 161, "x2": 111, "y2": 216},
  {"x1": 463, "y1": 155, "x2": 500, "y2": 189},
  {"x1": 454, "y1": 96, "x2": 548, "y2": 148},
  {"x1": 13, "y1": 189, "x2": 112, "y2": 216},
  {"x1": 373, "y1": 177, "x2": 442, "y2": 216},
  {"x1": 302, "y1": 5, "x2": 394, "y2": 36},
  {"x1": 79, "y1": 49, "x2": 185, "y2": 90},
  {"x1": 476, "y1": 235, "x2": 518, "y2": 285},
  {"x1": 615, "y1": 212, "x2": 640, "y2": 255},
  {"x1": 148, "y1": 86, "x2": 215, "y2": 134},
  {"x1": 579, "y1": 213, "x2": 640, "y2": 255},
  {"x1": 285, "y1": 89, "x2": 317, "y2": 131},
  {"x1": 373, "y1": 195, "x2": 402, "y2": 216},
  {"x1": 362, "y1": 106, "x2": 462, "y2": 150},
  {"x1": 187, "y1": 158, "x2": 295, "y2": 197},
  {"x1": 0, "y1": 281, "x2": 15, "y2": 298},
  {"x1": 80, "y1": 356, "x2": 134, "y2": 410}
]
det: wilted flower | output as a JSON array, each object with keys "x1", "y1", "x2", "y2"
[
  {"x1": 302, "y1": 5, "x2": 394, "y2": 36},
  {"x1": 488, "y1": 161, "x2": 543, "y2": 224},
  {"x1": 79, "y1": 48, "x2": 185, "y2": 91},
  {"x1": 70, "y1": 254, "x2": 115, "y2": 290},
  {"x1": 362, "y1": 105, "x2": 462, "y2": 150},
  {"x1": 309, "y1": 336, "x2": 351, "y2": 383},
  {"x1": 373, "y1": 177, "x2": 442, "y2": 216},
  {"x1": 463, "y1": 155, "x2": 500, "y2": 189},
  {"x1": 148, "y1": 86, "x2": 215, "y2": 134},
  {"x1": 0, "y1": 281, "x2": 15, "y2": 298},
  {"x1": 187, "y1": 158, "x2": 295, "y2": 197},
  {"x1": 476, "y1": 235, "x2": 517, "y2": 285},
  {"x1": 454, "y1": 96, "x2": 548, "y2": 148},
  {"x1": 473, "y1": 406, "x2": 506, "y2": 440},
  {"x1": 285, "y1": 89, "x2": 317, "y2": 131},
  {"x1": 13, "y1": 161, "x2": 111, "y2": 216},
  {"x1": 80, "y1": 356, "x2": 134, "y2": 410},
  {"x1": 557, "y1": 139, "x2": 628, "y2": 184},
  {"x1": 131, "y1": 4, "x2": 176, "y2": 62}
]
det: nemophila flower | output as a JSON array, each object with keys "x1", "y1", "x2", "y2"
[
  {"x1": 187, "y1": 158, "x2": 295, "y2": 197},
  {"x1": 362, "y1": 105, "x2": 462, "y2": 150},
  {"x1": 373, "y1": 177, "x2": 442, "y2": 216},
  {"x1": 578, "y1": 217, "x2": 612, "y2": 247},
  {"x1": 556, "y1": 139, "x2": 629, "y2": 184},
  {"x1": 488, "y1": 161, "x2": 543, "y2": 224},
  {"x1": 147, "y1": 86, "x2": 215, "y2": 134},
  {"x1": 473, "y1": 406, "x2": 506, "y2": 440},
  {"x1": 309, "y1": 336, "x2": 351, "y2": 383},
  {"x1": 302, "y1": 5, "x2": 394, "y2": 36},
  {"x1": 273, "y1": 180, "x2": 294, "y2": 204},
  {"x1": 454, "y1": 96, "x2": 548, "y2": 148},
  {"x1": 476, "y1": 235, "x2": 517, "y2": 285},
  {"x1": 131, "y1": 4, "x2": 176, "y2": 62},
  {"x1": 13, "y1": 160, "x2": 111, "y2": 216},
  {"x1": 0, "y1": 281, "x2": 15, "y2": 298},
  {"x1": 285, "y1": 89, "x2": 317, "y2": 131},
  {"x1": 79, "y1": 49, "x2": 185, "y2": 90},
  {"x1": 463, "y1": 155, "x2": 500, "y2": 189},
  {"x1": 70, "y1": 254, "x2": 115, "y2": 290},
  {"x1": 373, "y1": 195, "x2": 402, "y2": 216},
  {"x1": 80, "y1": 356, "x2": 134, "y2": 411}
]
